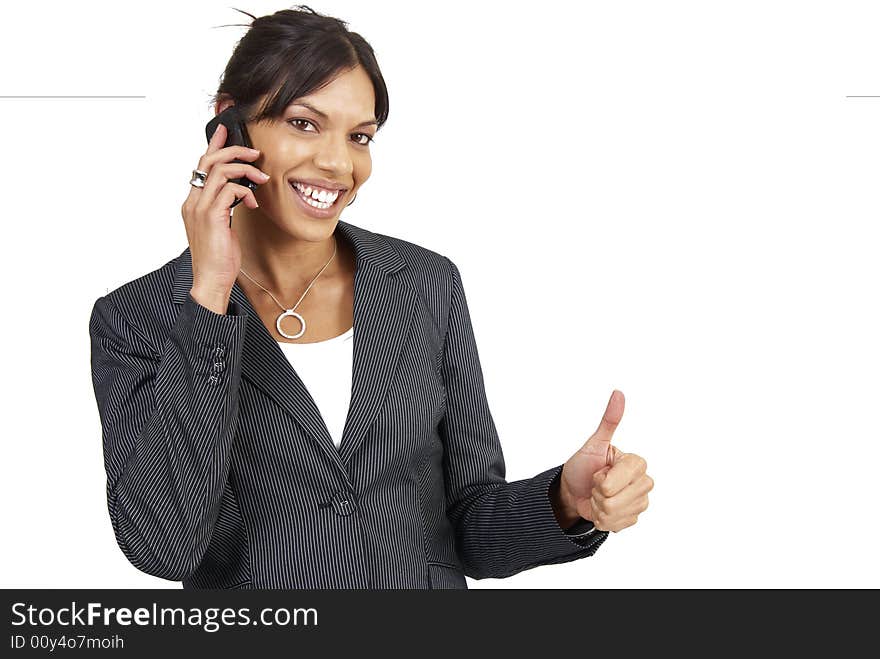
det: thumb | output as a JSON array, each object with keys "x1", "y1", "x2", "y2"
[{"x1": 581, "y1": 389, "x2": 625, "y2": 466}]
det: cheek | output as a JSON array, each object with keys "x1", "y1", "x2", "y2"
[
  {"x1": 263, "y1": 136, "x2": 312, "y2": 163},
  {"x1": 355, "y1": 156, "x2": 372, "y2": 184}
]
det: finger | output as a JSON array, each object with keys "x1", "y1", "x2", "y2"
[
  {"x1": 590, "y1": 497, "x2": 640, "y2": 531},
  {"x1": 210, "y1": 181, "x2": 261, "y2": 215},
  {"x1": 580, "y1": 390, "x2": 625, "y2": 465},
  {"x1": 594, "y1": 473, "x2": 648, "y2": 500},
  {"x1": 591, "y1": 496, "x2": 609, "y2": 531},
  {"x1": 185, "y1": 125, "x2": 261, "y2": 209},
  {"x1": 197, "y1": 145, "x2": 262, "y2": 177},
  {"x1": 597, "y1": 453, "x2": 647, "y2": 497},
  {"x1": 590, "y1": 474, "x2": 609, "y2": 507},
  {"x1": 206, "y1": 121, "x2": 227, "y2": 155},
  {"x1": 590, "y1": 468, "x2": 610, "y2": 497},
  {"x1": 195, "y1": 163, "x2": 270, "y2": 213},
  {"x1": 628, "y1": 473, "x2": 653, "y2": 497},
  {"x1": 592, "y1": 489, "x2": 644, "y2": 529},
  {"x1": 186, "y1": 147, "x2": 263, "y2": 209},
  {"x1": 596, "y1": 389, "x2": 624, "y2": 437},
  {"x1": 205, "y1": 161, "x2": 270, "y2": 193},
  {"x1": 599, "y1": 478, "x2": 651, "y2": 515},
  {"x1": 597, "y1": 455, "x2": 644, "y2": 497},
  {"x1": 184, "y1": 126, "x2": 226, "y2": 207}
]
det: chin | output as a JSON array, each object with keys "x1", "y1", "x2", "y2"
[{"x1": 285, "y1": 217, "x2": 339, "y2": 241}]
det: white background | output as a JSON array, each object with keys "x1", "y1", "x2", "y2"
[{"x1": 1, "y1": 0, "x2": 878, "y2": 588}]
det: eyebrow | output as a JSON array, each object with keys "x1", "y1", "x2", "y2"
[{"x1": 290, "y1": 102, "x2": 378, "y2": 128}]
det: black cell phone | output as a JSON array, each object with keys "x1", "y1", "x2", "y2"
[{"x1": 205, "y1": 106, "x2": 259, "y2": 210}]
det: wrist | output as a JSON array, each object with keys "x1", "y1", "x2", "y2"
[
  {"x1": 550, "y1": 472, "x2": 583, "y2": 529},
  {"x1": 190, "y1": 285, "x2": 232, "y2": 315}
]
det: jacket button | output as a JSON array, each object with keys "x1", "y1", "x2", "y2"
[
  {"x1": 214, "y1": 345, "x2": 226, "y2": 357},
  {"x1": 207, "y1": 374, "x2": 219, "y2": 386},
  {"x1": 212, "y1": 360, "x2": 225, "y2": 372},
  {"x1": 332, "y1": 492, "x2": 355, "y2": 516}
]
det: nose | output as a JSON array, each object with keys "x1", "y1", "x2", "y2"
[{"x1": 313, "y1": 131, "x2": 354, "y2": 177}]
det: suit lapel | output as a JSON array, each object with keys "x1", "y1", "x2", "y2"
[{"x1": 171, "y1": 220, "x2": 417, "y2": 479}]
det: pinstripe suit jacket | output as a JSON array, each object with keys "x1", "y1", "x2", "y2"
[{"x1": 88, "y1": 219, "x2": 609, "y2": 589}]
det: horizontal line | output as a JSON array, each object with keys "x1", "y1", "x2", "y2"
[
  {"x1": 0, "y1": 95, "x2": 146, "y2": 98},
  {"x1": 846, "y1": 95, "x2": 880, "y2": 98}
]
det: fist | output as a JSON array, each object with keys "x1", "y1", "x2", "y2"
[
  {"x1": 559, "y1": 390, "x2": 654, "y2": 532},
  {"x1": 589, "y1": 452, "x2": 653, "y2": 532}
]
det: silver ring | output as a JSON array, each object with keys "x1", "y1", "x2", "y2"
[{"x1": 189, "y1": 169, "x2": 208, "y2": 189}]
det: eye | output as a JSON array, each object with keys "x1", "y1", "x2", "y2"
[
  {"x1": 288, "y1": 118, "x2": 375, "y2": 146},
  {"x1": 287, "y1": 118, "x2": 317, "y2": 132}
]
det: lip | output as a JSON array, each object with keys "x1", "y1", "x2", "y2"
[
  {"x1": 289, "y1": 181, "x2": 347, "y2": 219},
  {"x1": 288, "y1": 177, "x2": 349, "y2": 192}
]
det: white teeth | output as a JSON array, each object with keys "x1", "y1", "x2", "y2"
[
  {"x1": 292, "y1": 181, "x2": 340, "y2": 203},
  {"x1": 291, "y1": 182, "x2": 339, "y2": 209}
]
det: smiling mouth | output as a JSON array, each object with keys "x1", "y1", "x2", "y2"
[{"x1": 289, "y1": 180, "x2": 346, "y2": 209}]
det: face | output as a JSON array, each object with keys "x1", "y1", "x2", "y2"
[{"x1": 215, "y1": 65, "x2": 377, "y2": 240}]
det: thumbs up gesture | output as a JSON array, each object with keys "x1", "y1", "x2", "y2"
[{"x1": 553, "y1": 390, "x2": 654, "y2": 533}]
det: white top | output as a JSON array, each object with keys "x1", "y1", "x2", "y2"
[{"x1": 276, "y1": 326, "x2": 354, "y2": 449}]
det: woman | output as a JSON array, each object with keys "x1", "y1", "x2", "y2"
[{"x1": 89, "y1": 5, "x2": 653, "y2": 589}]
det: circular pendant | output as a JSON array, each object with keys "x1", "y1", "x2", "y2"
[{"x1": 276, "y1": 309, "x2": 306, "y2": 340}]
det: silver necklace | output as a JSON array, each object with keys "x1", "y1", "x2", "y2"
[{"x1": 238, "y1": 239, "x2": 337, "y2": 340}]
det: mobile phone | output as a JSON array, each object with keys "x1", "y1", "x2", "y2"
[{"x1": 205, "y1": 106, "x2": 259, "y2": 210}]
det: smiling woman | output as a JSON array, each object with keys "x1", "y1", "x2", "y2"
[
  {"x1": 88, "y1": 4, "x2": 617, "y2": 591},
  {"x1": 205, "y1": 5, "x2": 388, "y2": 293}
]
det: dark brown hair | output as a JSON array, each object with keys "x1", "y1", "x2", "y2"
[{"x1": 209, "y1": 5, "x2": 389, "y2": 130}]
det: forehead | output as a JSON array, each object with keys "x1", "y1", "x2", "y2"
[{"x1": 286, "y1": 66, "x2": 375, "y2": 117}]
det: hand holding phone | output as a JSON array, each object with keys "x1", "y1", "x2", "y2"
[
  {"x1": 204, "y1": 107, "x2": 261, "y2": 209},
  {"x1": 180, "y1": 107, "x2": 271, "y2": 313}
]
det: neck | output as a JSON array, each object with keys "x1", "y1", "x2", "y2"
[{"x1": 232, "y1": 205, "x2": 348, "y2": 297}]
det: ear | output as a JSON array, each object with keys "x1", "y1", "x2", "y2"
[{"x1": 215, "y1": 94, "x2": 235, "y2": 116}]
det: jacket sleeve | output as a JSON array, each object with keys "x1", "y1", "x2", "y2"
[
  {"x1": 439, "y1": 257, "x2": 609, "y2": 580},
  {"x1": 89, "y1": 291, "x2": 248, "y2": 581}
]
